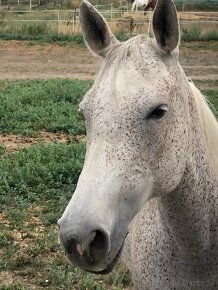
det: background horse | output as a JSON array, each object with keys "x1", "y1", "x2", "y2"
[
  {"x1": 143, "y1": 0, "x2": 156, "y2": 14},
  {"x1": 131, "y1": 0, "x2": 157, "y2": 15},
  {"x1": 58, "y1": 0, "x2": 218, "y2": 288}
]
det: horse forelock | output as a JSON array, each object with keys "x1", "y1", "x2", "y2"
[
  {"x1": 100, "y1": 35, "x2": 147, "y2": 74},
  {"x1": 98, "y1": 34, "x2": 178, "y2": 83}
]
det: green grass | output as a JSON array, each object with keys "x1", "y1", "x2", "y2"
[
  {"x1": 0, "y1": 7, "x2": 218, "y2": 45},
  {"x1": 0, "y1": 78, "x2": 132, "y2": 289},
  {"x1": 0, "y1": 30, "x2": 86, "y2": 45},
  {"x1": 1, "y1": 12, "x2": 218, "y2": 45},
  {"x1": 0, "y1": 142, "x2": 85, "y2": 210},
  {"x1": 1, "y1": 28, "x2": 217, "y2": 44},
  {"x1": 181, "y1": 26, "x2": 218, "y2": 42},
  {"x1": 1, "y1": 27, "x2": 217, "y2": 44},
  {"x1": 1, "y1": 18, "x2": 218, "y2": 45},
  {"x1": 0, "y1": 24, "x2": 129, "y2": 44},
  {"x1": 0, "y1": 79, "x2": 217, "y2": 289},
  {"x1": 0, "y1": 79, "x2": 90, "y2": 136},
  {"x1": 0, "y1": 143, "x2": 132, "y2": 289}
]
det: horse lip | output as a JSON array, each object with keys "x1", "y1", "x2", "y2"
[
  {"x1": 64, "y1": 237, "x2": 125, "y2": 274},
  {"x1": 83, "y1": 239, "x2": 125, "y2": 275}
]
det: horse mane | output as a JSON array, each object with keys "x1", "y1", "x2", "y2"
[{"x1": 189, "y1": 81, "x2": 218, "y2": 176}]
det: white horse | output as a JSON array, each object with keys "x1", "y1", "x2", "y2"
[
  {"x1": 58, "y1": 0, "x2": 218, "y2": 288},
  {"x1": 131, "y1": 0, "x2": 149, "y2": 12}
]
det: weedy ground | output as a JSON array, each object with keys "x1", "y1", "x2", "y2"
[
  {"x1": 0, "y1": 79, "x2": 217, "y2": 290},
  {"x1": 0, "y1": 79, "x2": 133, "y2": 290}
]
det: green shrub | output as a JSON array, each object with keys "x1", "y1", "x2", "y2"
[{"x1": 25, "y1": 22, "x2": 49, "y2": 36}]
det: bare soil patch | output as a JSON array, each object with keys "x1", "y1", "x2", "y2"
[
  {"x1": 0, "y1": 132, "x2": 71, "y2": 153},
  {"x1": 0, "y1": 131, "x2": 86, "y2": 153},
  {"x1": 0, "y1": 40, "x2": 217, "y2": 81},
  {"x1": 0, "y1": 41, "x2": 100, "y2": 80}
]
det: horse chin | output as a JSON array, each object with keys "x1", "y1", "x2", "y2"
[{"x1": 86, "y1": 243, "x2": 124, "y2": 275}]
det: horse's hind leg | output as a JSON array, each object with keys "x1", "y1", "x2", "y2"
[
  {"x1": 131, "y1": 2, "x2": 136, "y2": 12},
  {"x1": 144, "y1": 2, "x2": 151, "y2": 15},
  {"x1": 144, "y1": 0, "x2": 157, "y2": 15}
]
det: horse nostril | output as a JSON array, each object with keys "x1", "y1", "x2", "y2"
[
  {"x1": 64, "y1": 236, "x2": 77, "y2": 255},
  {"x1": 73, "y1": 230, "x2": 109, "y2": 263},
  {"x1": 89, "y1": 230, "x2": 109, "y2": 261},
  {"x1": 60, "y1": 229, "x2": 110, "y2": 264}
]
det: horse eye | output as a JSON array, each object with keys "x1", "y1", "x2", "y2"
[{"x1": 148, "y1": 105, "x2": 168, "y2": 119}]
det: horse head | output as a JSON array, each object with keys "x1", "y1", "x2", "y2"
[{"x1": 58, "y1": 0, "x2": 192, "y2": 274}]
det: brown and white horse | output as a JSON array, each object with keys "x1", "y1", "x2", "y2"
[{"x1": 131, "y1": 0, "x2": 157, "y2": 15}]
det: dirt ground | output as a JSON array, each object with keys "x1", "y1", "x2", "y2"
[
  {"x1": 0, "y1": 40, "x2": 217, "y2": 151},
  {"x1": 0, "y1": 40, "x2": 217, "y2": 82},
  {"x1": 0, "y1": 132, "x2": 71, "y2": 153},
  {"x1": 0, "y1": 41, "x2": 100, "y2": 81}
]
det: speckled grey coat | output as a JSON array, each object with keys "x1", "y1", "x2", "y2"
[{"x1": 58, "y1": 0, "x2": 218, "y2": 289}]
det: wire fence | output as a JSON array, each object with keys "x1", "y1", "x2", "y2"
[
  {"x1": 0, "y1": 2, "x2": 217, "y2": 36},
  {"x1": 0, "y1": 0, "x2": 218, "y2": 11}
]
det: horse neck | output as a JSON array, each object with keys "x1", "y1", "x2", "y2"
[{"x1": 157, "y1": 82, "x2": 218, "y2": 256}]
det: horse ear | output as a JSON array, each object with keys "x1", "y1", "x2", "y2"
[
  {"x1": 80, "y1": 0, "x2": 118, "y2": 57},
  {"x1": 153, "y1": 0, "x2": 179, "y2": 54}
]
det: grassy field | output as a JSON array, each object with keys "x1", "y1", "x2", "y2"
[
  {"x1": 0, "y1": 79, "x2": 132, "y2": 290},
  {"x1": 0, "y1": 79, "x2": 217, "y2": 289},
  {"x1": 0, "y1": 79, "x2": 89, "y2": 136},
  {"x1": 0, "y1": 10, "x2": 218, "y2": 44}
]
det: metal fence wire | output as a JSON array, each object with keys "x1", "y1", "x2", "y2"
[{"x1": 0, "y1": 1, "x2": 217, "y2": 35}]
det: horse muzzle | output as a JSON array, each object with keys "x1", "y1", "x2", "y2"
[
  {"x1": 58, "y1": 215, "x2": 114, "y2": 271},
  {"x1": 58, "y1": 215, "x2": 126, "y2": 274}
]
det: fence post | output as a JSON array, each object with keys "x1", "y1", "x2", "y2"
[
  {"x1": 57, "y1": 10, "x2": 60, "y2": 35},
  {"x1": 182, "y1": 0, "x2": 185, "y2": 11},
  {"x1": 73, "y1": 8, "x2": 77, "y2": 33},
  {"x1": 111, "y1": 3, "x2": 113, "y2": 21},
  {"x1": 72, "y1": 16, "x2": 75, "y2": 33},
  {"x1": 30, "y1": 0, "x2": 32, "y2": 10}
]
